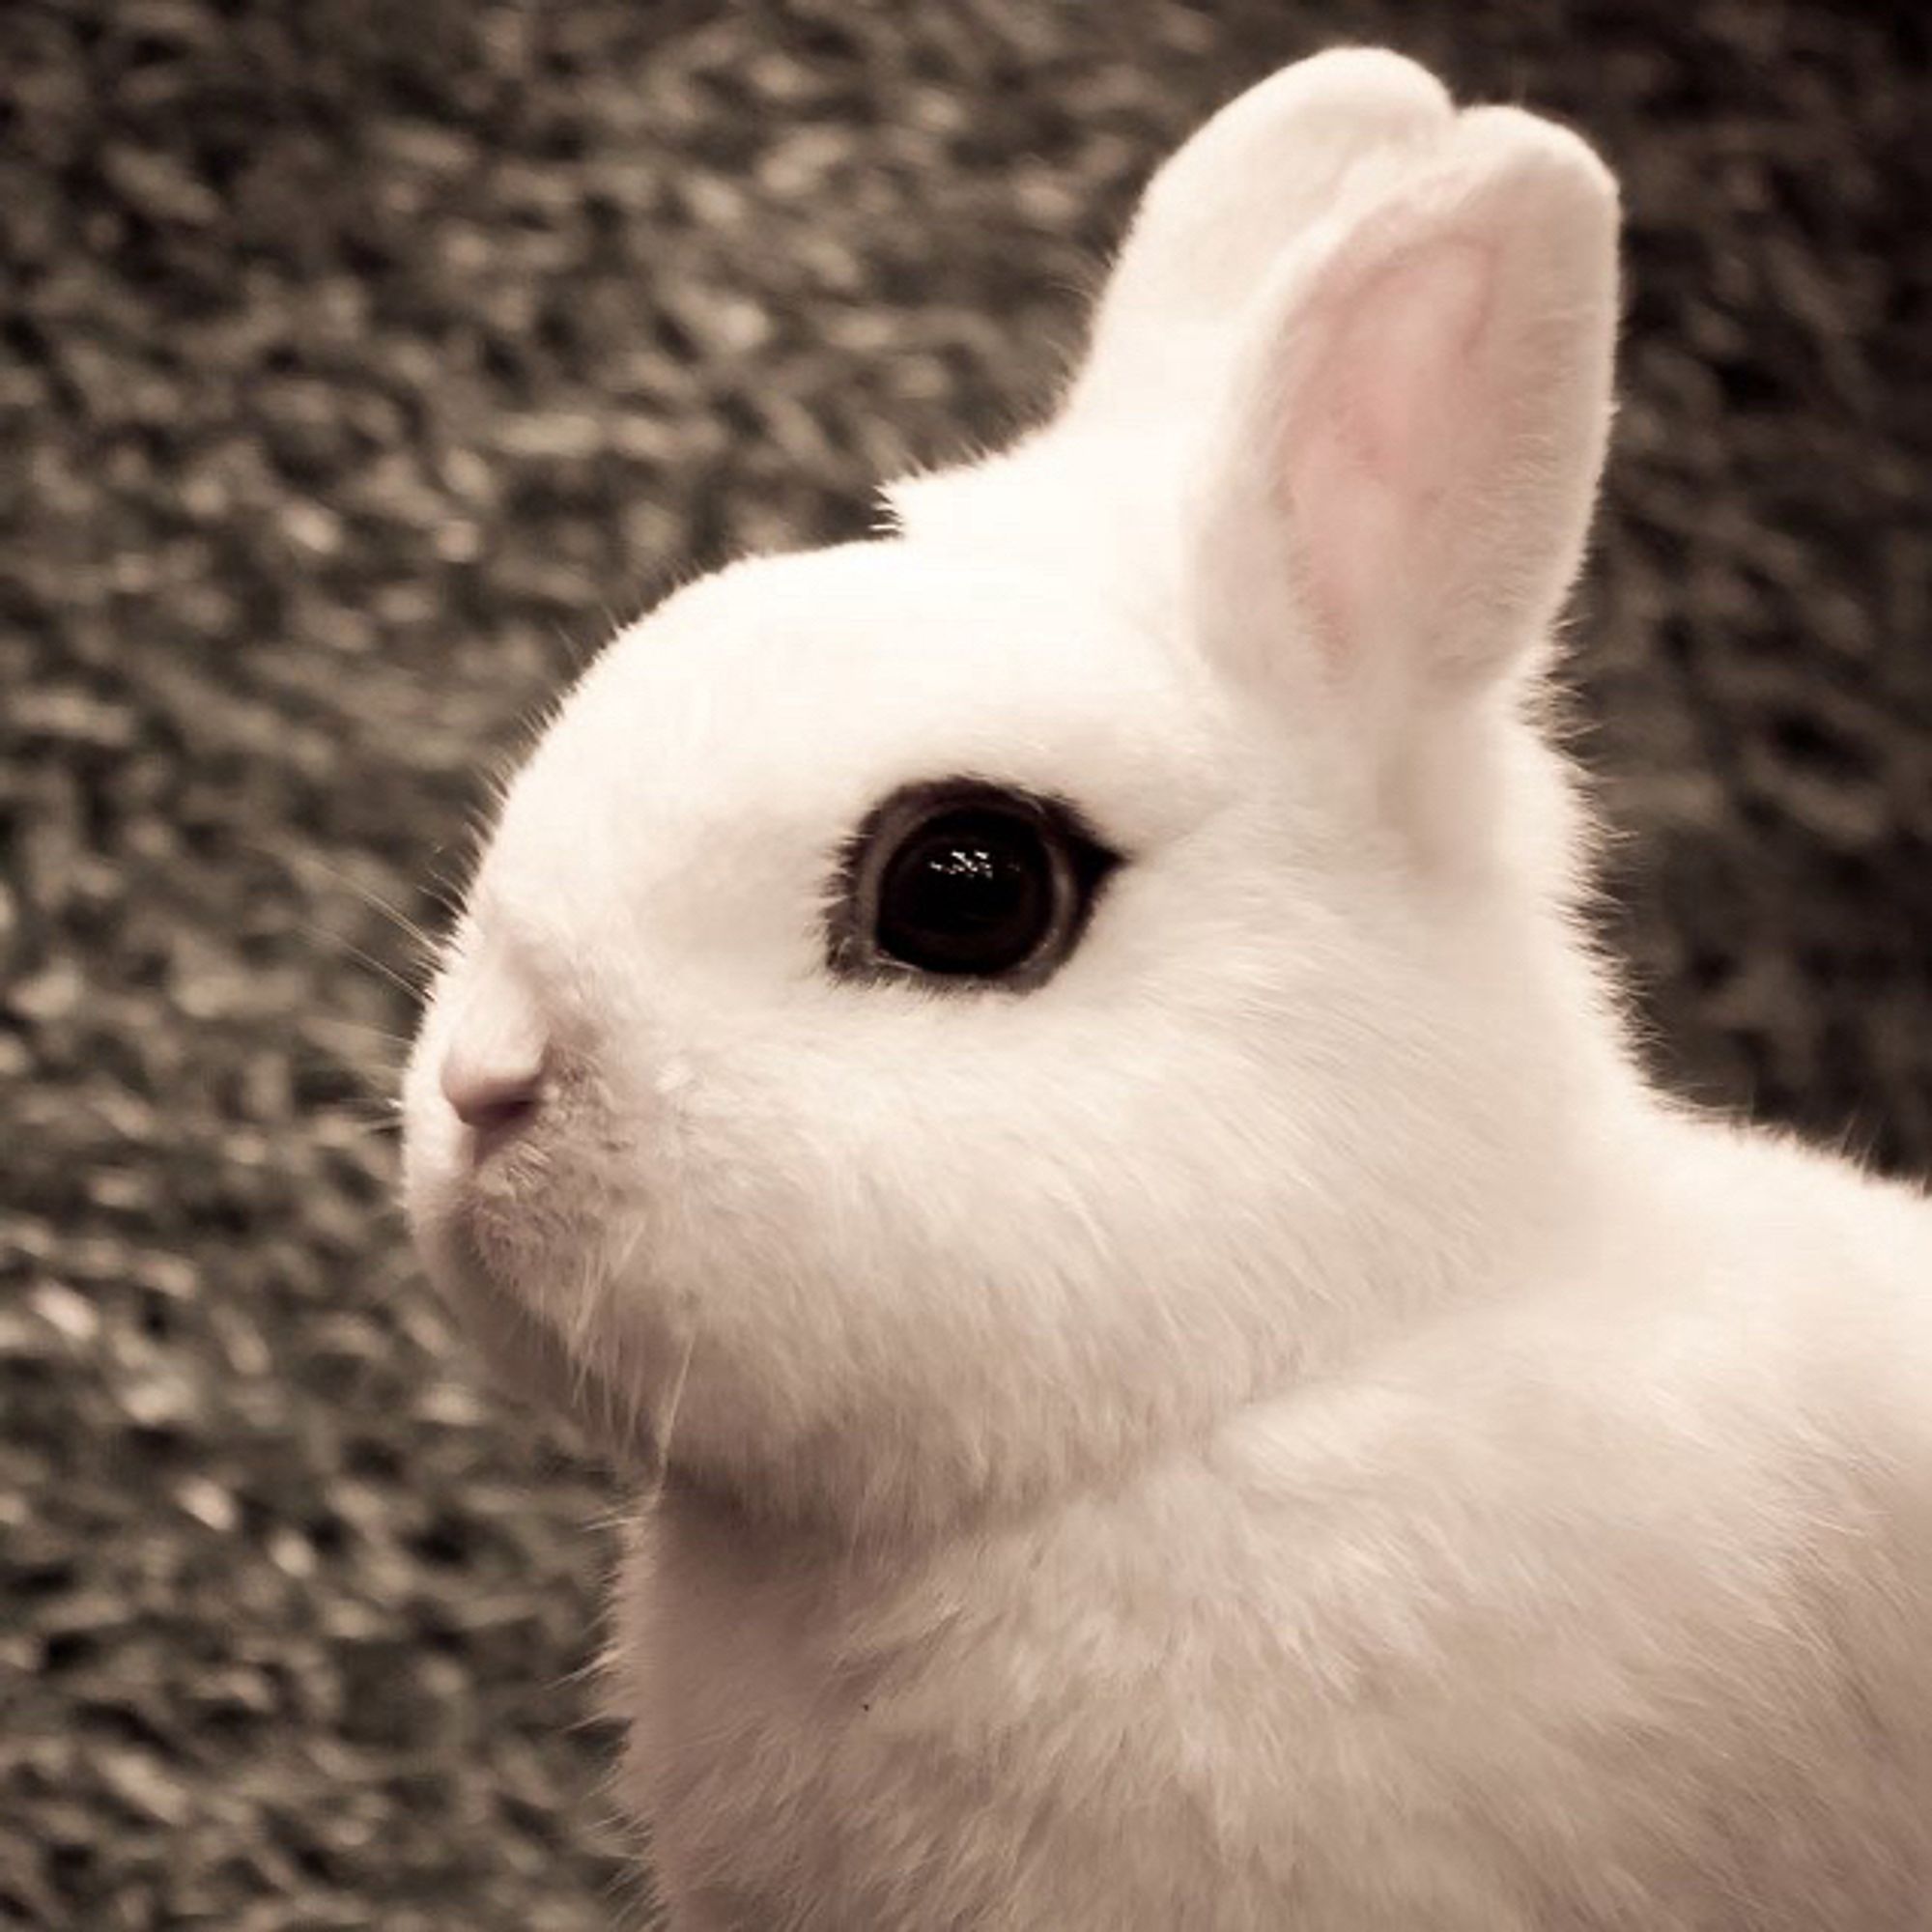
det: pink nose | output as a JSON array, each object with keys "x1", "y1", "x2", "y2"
[{"x1": 440, "y1": 1017, "x2": 547, "y2": 1140}]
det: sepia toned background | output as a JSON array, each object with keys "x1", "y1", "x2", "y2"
[{"x1": 3, "y1": 2, "x2": 1927, "y2": 1926}]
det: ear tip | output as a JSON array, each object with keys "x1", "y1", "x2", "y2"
[
  {"x1": 1452, "y1": 106, "x2": 1622, "y2": 219},
  {"x1": 1176, "y1": 47, "x2": 1455, "y2": 185},
  {"x1": 1272, "y1": 45, "x2": 1457, "y2": 121}
]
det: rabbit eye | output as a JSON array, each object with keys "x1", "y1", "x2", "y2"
[
  {"x1": 878, "y1": 808, "x2": 1051, "y2": 976},
  {"x1": 831, "y1": 781, "x2": 1119, "y2": 988}
]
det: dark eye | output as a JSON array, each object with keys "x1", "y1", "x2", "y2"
[{"x1": 830, "y1": 781, "x2": 1120, "y2": 988}]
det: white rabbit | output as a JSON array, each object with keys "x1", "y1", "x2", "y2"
[{"x1": 402, "y1": 48, "x2": 1932, "y2": 1932}]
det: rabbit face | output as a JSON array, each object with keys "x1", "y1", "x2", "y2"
[
  {"x1": 404, "y1": 57, "x2": 1626, "y2": 1532},
  {"x1": 406, "y1": 530, "x2": 1587, "y2": 1530}
]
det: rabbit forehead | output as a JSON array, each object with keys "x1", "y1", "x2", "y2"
[{"x1": 507, "y1": 538, "x2": 1238, "y2": 874}]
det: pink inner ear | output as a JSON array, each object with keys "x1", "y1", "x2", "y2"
[{"x1": 1279, "y1": 238, "x2": 1497, "y2": 668}]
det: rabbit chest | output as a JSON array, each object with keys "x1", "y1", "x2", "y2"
[{"x1": 606, "y1": 1323, "x2": 1932, "y2": 1932}]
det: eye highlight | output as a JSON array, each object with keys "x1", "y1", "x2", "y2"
[{"x1": 829, "y1": 780, "x2": 1121, "y2": 989}]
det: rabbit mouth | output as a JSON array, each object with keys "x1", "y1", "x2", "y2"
[
  {"x1": 408, "y1": 1012, "x2": 621, "y2": 1276},
  {"x1": 422, "y1": 1201, "x2": 669, "y2": 1469},
  {"x1": 407, "y1": 1065, "x2": 584, "y2": 1318},
  {"x1": 443, "y1": 1122, "x2": 643, "y2": 1314},
  {"x1": 453, "y1": 1176, "x2": 564, "y2": 1295}
]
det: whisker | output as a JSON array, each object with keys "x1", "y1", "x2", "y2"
[
  {"x1": 280, "y1": 1037, "x2": 407, "y2": 1114},
  {"x1": 581, "y1": 1217, "x2": 653, "y2": 1459},
  {"x1": 420, "y1": 857, "x2": 469, "y2": 923},
  {"x1": 332, "y1": 933, "x2": 430, "y2": 1004},
  {"x1": 549, "y1": 615, "x2": 605, "y2": 681},
  {"x1": 313, "y1": 1104, "x2": 406, "y2": 1140},
  {"x1": 303, "y1": 1015, "x2": 417, "y2": 1053},
  {"x1": 641, "y1": 1287, "x2": 697, "y2": 1517},
  {"x1": 566, "y1": 1247, "x2": 612, "y2": 1434},
  {"x1": 271, "y1": 842, "x2": 450, "y2": 963}
]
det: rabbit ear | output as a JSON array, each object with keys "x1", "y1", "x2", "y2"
[
  {"x1": 1189, "y1": 107, "x2": 1620, "y2": 715},
  {"x1": 1063, "y1": 50, "x2": 1454, "y2": 433}
]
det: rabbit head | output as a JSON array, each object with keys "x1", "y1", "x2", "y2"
[{"x1": 403, "y1": 51, "x2": 1628, "y2": 1537}]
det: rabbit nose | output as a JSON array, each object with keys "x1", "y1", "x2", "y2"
[{"x1": 440, "y1": 1006, "x2": 548, "y2": 1142}]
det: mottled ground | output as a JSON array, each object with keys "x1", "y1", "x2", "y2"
[{"x1": 2, "y1": 2, "x2": 1927, "y2": 1927}]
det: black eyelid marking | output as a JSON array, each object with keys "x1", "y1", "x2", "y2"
[{"x1": 825, "y1": 776, "x2": 1122, "y2": 991}]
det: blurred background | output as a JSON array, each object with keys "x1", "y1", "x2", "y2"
[{"x1": 2, "y1": 2, "x2": 1927, "y2": 1927}]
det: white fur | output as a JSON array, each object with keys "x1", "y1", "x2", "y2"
[{"x1": 402, "y1": 50, "x2": 1932, "y2": 1930}]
